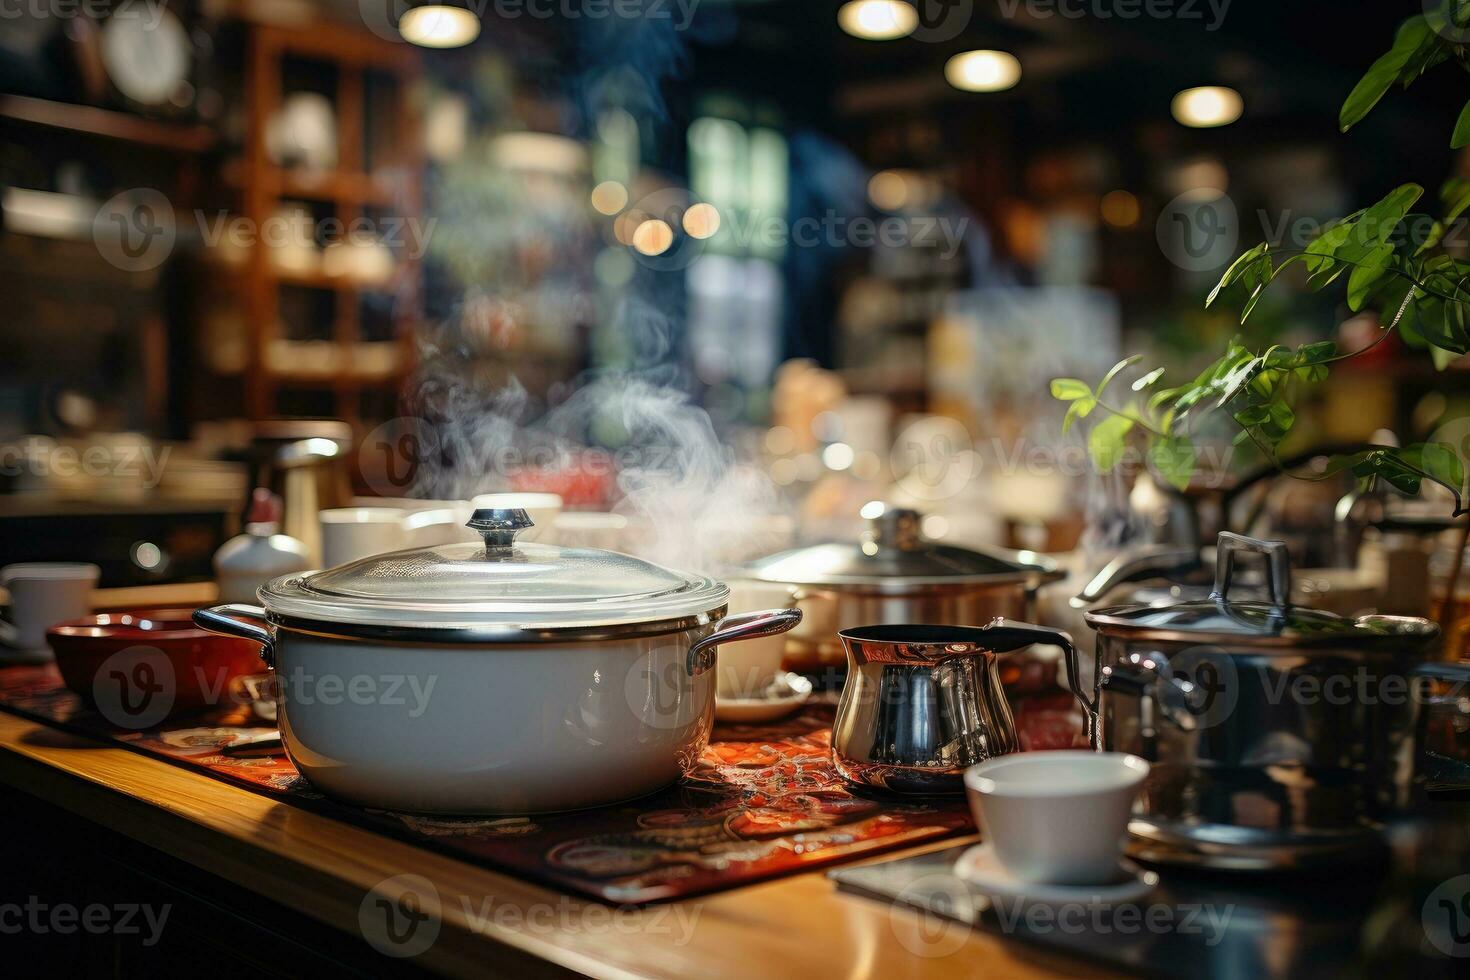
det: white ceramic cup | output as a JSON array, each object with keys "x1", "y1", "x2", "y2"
[
  {"x1": 319, "y1": 508, "x2": 408, "y2": 568},
  {"x1": 964, "y1": 751, "x2": 1150, "y2": 885},
  {"x1": 401, "y1": 506, "x2": 475, "y2": 548},
  {"x1": 716, "y1": 580, "x2": 798, "y2": 698},
  {"x1": 553, "y1": 511, "x2": 628, "y2": 551},
  {"x1": 0, "y1": 562, "x2": 99, "y2": 658},
  {"x1": 471, "y1": 493, "x2": 562, "y2": 544}
]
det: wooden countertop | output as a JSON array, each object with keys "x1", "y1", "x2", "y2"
[{"x1": 0, "y1": 709, "x2": 1117, "y2": 978}]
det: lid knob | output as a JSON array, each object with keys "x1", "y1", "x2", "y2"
[
  {"x1": 467, "y1": 508, "x2": 534, "y2": 553},
  {"x1": 861, "y1": 502, "x2": 923, "y2": 551}
]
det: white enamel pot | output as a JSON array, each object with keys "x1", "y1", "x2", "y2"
[{"x1": 194, "y1": 507, "x2": 800, "y2": 815}]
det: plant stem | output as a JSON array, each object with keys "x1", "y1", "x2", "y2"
[
  {"x1": 1261, "y1": 247, "x2": 1470, "y2": 307},
  {"x1": 1090, "y1": 397, "x2": 1167, "y2": 438}
]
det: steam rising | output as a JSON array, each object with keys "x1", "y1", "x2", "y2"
[
  {"x1": 409, "y1": 10, "x2": 785, "y2": 575},
  {"x1": 409, "y1": 359, "x2": 782, "y2": 573}
]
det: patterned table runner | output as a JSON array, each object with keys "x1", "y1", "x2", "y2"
[{"x1": 0, "y1": 665, "x2": 1081, "y2": 903}]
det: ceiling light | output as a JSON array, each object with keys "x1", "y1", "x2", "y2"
[
  {"x1": 399, "y1": 6, "x2": 480, "y2": 49},
  {"x1": 945, "y1": 50, "x2": 1021, "y2": 93},
  {"x1": 837, "y1": 0, "x2": 917, "y2": 41},
  {"x1": 1171, "y1": 86, "x2": 1243, "y2": 128}
]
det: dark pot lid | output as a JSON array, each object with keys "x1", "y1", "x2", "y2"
[
  {"x1": 260, "y1": 508, "x2": 726, "y2": 630},
  {"x1": 1085, "y1": 532, "x2": 1438, "y2": 649},
  {"x1": 745, "y1": 502, "x2": 1060, "y2": 590}
]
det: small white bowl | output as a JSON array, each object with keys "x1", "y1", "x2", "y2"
[{"x1": 964, "y1": 751, "x2": 1150, "y2": 886}]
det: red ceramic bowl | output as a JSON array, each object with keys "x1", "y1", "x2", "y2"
[{"x1": 47, "y1": 608, "x2": 265, "y2": 724}]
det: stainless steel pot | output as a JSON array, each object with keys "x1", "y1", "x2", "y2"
[
  {"x1": 831, "y1": 620, "x2": 1096, "y2": 794},
  {"x1": 746, "y1": 504, "x2": 1064, "y2": 671},
  {"x1": 193, "y1": 507, "x2": 800, "y2": 815},
  {"x1": 1087, "y1": 531, "x2": 1470, "y2": 869}
]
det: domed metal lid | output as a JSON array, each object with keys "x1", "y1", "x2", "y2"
[
  {"x1": 259, "y1": 508, "x2": 728, "y2": 631},
  {"x1": 1086, "y1": 532, "x2": 1439, "y2": 648},
  {"x1": 745, "y1": 502, "x2": 1060, "y2": 591}
]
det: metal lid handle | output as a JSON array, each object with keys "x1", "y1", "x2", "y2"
[
  {"x1": 861, "y1": 502, "x2": 923, "y2": 551},
  {"x1": 1211, "y1": 531, "x2": 1291, "y2": 610},
  {"x1": 467, "y1": 508, "x2": 534, "y2": 553}
]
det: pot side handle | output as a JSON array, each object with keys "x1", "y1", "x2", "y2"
[
  {"x1": 194, "y1": 604, "x2": 277, "y2": 668},
  {"x1": 687, "y1": 608, "x2": 803, "y2": 677},
  {"x1": 975, "y1": 618, "x2": 1100, "y2": 750}
]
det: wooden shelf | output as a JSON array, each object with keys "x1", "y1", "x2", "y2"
[
  {"x1": 0, "y1": 95, "x2": 216, "y2": 153},
  {"x1": 274, "y1": 266, "x2": 398, "y2": 292},
  {"x1": 239, "y1": 22, "x2": 423, "y2": 422},
  {"x1": 273, "y1": 167, "x2": 408, "y2": 207}
]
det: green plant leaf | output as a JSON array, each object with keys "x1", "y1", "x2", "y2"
[
  {"x1": 1294, "y1": 341, "x2": 1337, "y2": 363},
  {"x1": 1087, "y1": 413, "x2": 1134, "y2": 473},
  {"x1": 1454, "y1": 99, "x2": 1470, "y2": 149},
  {"x1": 1096, "y1": 355, "x2": 1141, "y2": 397},
  {"x1": 1050, "y1": 378, "x2": 1092, "y2": 401},
  {"x1": 1061, "y1": 395, "x2": 1097, "y2": 434},
  {"x1": 1208, "y1": 243, "x2": 1268, "y2": 308},
  {"x1": 1403, "y1": 441, "x2": 1466, "y2": 492},
  {"x1": 1340, "y1": 17, "x2": 1434, "y2": 132},
  {"x1": 1321, "y1": 445, "x2": 1468, "y2": 515},
  {"x1": 1148, "y1": 436, "x2": 1195, "y2": 491},
  {"x1": 1234, "y1": 405, "x2": 1270, "y2": 426},
  {"x1": 1358, "y1": 184, "x2": 1423, "y2": 247},
  {"x1": 1347, "y1": 242, "x2": 1394, "y2": 310},
  {"x1": 1132, "y1": 367, "x2": 1166, "y2": 391}
]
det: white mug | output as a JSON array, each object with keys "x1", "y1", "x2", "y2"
[
  {"x1": 1, "y1": 563, "x2": 99, "y2": 659},
  {"x1": 319, "y1": 508, "x2": 408, "y2": 568},
  {"x1": 964, "y1": 751, "x2": 1149, "y2": 885},
  {"x1": 716, "y1": 580, "x2": 798, "y2": 698}
]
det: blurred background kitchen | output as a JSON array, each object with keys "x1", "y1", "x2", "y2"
[{"x1": 3, "y1": 0, "x2": 1469, "y2": 639}]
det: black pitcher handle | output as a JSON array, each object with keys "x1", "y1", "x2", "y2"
[{"x1": 979, "y1": 618, "x2": 1100, "y2": 750}]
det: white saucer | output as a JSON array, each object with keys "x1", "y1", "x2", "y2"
[
  {"x1": 715, "y1": 672, "x2": 813, "y2": 723},
  {"x1": 953, "y1": 843, "x2": 1158, "y2": 908}
]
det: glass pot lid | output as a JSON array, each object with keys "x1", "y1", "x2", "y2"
[
  {"x1": 260, "y1": 508, "x2": 727, "y2": 631},
  {"x1": 1085, "y1": 532, "x2": 1439, "y2": 648},
  {"x1": 745, "y1": 503, "x2": 1060, "y2": 590}
]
